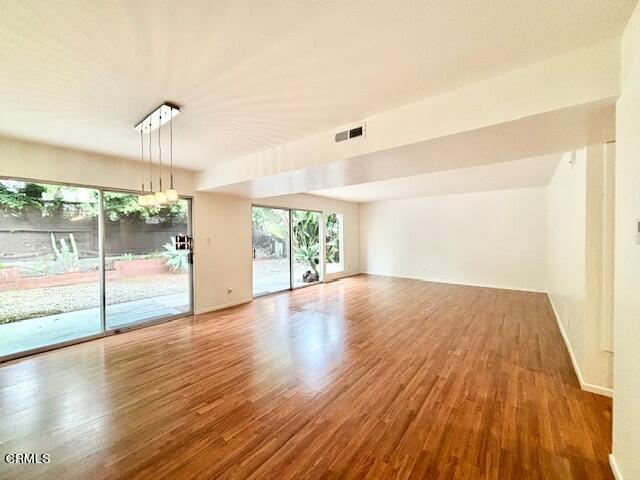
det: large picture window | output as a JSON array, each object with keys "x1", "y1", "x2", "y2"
[
  {"x1": 325, "y1": 213, "x2": 343, "y2": 274},
  {"x1": 0, "y1": 178, "x2": 193, "y2": 360}
]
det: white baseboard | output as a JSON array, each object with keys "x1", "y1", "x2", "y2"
[
  {"x1": 196, "y1": 274, "x2": 364, "y2": 314},
  {"x1": 609, "y1": 454, "x2": 624, "y2": 480},
  {"x1": 324, "y1": 271, "x2": 361, "y2": 282},
  {"x1": 360, "y1": 271, "x2": 545, "y2": 293},
  {"x1": 195, "y1": 297, "x2": 252, "y2": 315},
  {"x1": 547, "y1": 294, "x2": 613, "y2": 398}
]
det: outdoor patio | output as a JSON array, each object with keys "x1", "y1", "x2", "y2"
[
  {"x1": 253, "y1": 258, "x2": 318, "y2": 295},
  {"x1": 0, "y1": 292, "x2": 189, "y2": 357},
  {"x1": 0, "y1": 272, "x2": 190, "y2": 358}
]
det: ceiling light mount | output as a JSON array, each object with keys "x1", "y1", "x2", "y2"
[{"x1": 134, "y1": 102, "x2": 180, "y2": 133}]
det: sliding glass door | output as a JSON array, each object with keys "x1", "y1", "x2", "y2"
[
  {"x1": 251, "y1": 206, "x2": 322, "y2": 296},
  {"x1": 104, "y1": 192, "x2": 192, "y2": 330},
  {"x1": 292, "y1": 209, "x2": 321, "y2": 288},
  {"x1": 325, "y1": 213, "x2": 344, "y2": 274},
  {"x1": 252, "y1": 206, "x2": 290, "y2": 296},
  {"x1": 0, "y1": 177, "x2": 194, "y2": 360},
  {"x1": 0, "y1": 180, "x2": 101, "y2": 357}
]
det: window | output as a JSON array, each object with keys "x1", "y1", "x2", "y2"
[
  {"x1": 104, "y1": 191, "x2": 192, "y2": 330},
  {"x1": 325, "y1": 213, "x2": 343, "y2": 274},
  {"x1": 0, "y1": 180, "x2": 101, "y2": 357},
  {"x1": 0, "y1": 177, "x2": 193, "y2": 360}
]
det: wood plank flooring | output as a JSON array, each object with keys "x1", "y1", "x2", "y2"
[{"x1": 0, "y1": 275, "x2": 612, "y2": 479}]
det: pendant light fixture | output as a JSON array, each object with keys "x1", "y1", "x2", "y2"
[
  {"x1": 166, "y1": 113, "x2": 178, "y2": 202},
  {"x1": 155, "y1": 113, "x2": 167, "y2": 205},
  {"x1": 134, "y1": 103, "x2": 180, "y2": 206},
  {"x1": 137, "y1": 128, "x2": 148, "y2": 206},
  {"x1": 145, "y1": 119, "x2": 156, "y2": 206}
]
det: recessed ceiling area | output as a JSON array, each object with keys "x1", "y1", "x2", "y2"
[
  {"x1": 211, "y1": 98, "x2": 615, "y2": 199},
  {"x1": 310, "y1": 153, "x2": 562, "y2": 203},
  {"x1": 0, "y1": 0, "x2": 634, "y2": 172}
]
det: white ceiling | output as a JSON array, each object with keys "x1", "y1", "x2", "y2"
[
  {"x1": 310, "y1": 153, "x2": 562, "y2": 203},
  {"x1": 0, "y1": 0, "x2": 635, "y2": 171}
]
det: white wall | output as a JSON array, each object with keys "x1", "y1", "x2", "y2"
[
  {"x1": 543, "y1": 148, "x2": 617, "y2": 395},
  {"x1": 360, "y1": 187, "x2": 547, "y2": 292},
  {"x1": 546, "y1": 150, "x2": 587, "y2": 384},
  {"x1": 192, "y1": 192, "x2": 253, "y2": 314},
  {"x1": 612, "y1": 2, "x2": 640, "y2": 478},
  {"x1": 584, "y1": 144, "x2": 615, "y2": 391},
  {"x1": 0, "y1": 136, "x2": 194, "y2": 194}
]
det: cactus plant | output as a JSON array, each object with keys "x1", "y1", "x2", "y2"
[{"x1": 50, "y1": 232, "x2": 79, "y2": 272}]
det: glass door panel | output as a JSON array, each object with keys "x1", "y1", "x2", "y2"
[
  {"x1": 252, "y1": 207, "x2": 290, "y2": 296},
  {"x1": 104, "y1": 192, "x2": 192, "y2": 330},
  {"x1": 325, "y1": 213, "x2": 343, "y2": 274},
  {"x1": 0, "y1": 180, "x2": 101, "y2": 357},
  {"x1": 292, "y1": 210, "x2": 321, "y2": 288}
]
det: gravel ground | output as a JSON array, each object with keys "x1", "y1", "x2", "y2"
[
  {"x1": 0, "y1": 273, "x2": 188, "y2": 324},
  {"x1": 254, "y1": 257, "x2": 316, "y2": 280}
]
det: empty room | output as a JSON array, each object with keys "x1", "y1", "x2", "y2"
[{"x1": 1, "y1": 1, "x2": 639, "y2": 479}]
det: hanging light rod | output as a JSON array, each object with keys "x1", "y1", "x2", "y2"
[
  {"x1": 134, "y1": 102, "x2": 180, "y2": 133},
  {"x1": 135, "y1": 102, "x2": 181, "y2": 207}
]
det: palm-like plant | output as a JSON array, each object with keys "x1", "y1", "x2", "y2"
[
  {"x1": 162, "y1": 237, "x2": 189, "y2": 273},
  {"x1": 325, "y1": 213, "x2": 340, "y2": 264},
  {"x1": 252, "y1": 207, "x2": 322, "y2": 277},
  {"x1": 252, "y1": 207, "x2": 288, "y2": 240},
  {"x1": 292, "y1": 210, "x2": 320, "y2": 274}
]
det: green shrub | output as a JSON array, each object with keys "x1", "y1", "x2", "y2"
[
  {"x1": 292, "y1": 210, "x2": 320, "y2": 274},
  {"x1": 0, "y1": 181, "x2": 45, "y2": 213},
  {"x1": 325, "y1": 213, "x2": 340, "y2": 264},
  {"x1": 162, "y1": 238, "x2": 189, "y2": 273}
]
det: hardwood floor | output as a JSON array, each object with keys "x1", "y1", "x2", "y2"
[{"x1": 0, "y1": 275, "x2": 612, "y2": 479}]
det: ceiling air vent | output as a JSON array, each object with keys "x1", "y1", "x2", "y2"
[
  {"x1": 334, "y1": 123, "x2": 366, "y2": 143},
  {"x1": 349, "y1": 126, "x2": 363, "y2": 138},
  {"x1": 335, "y1": 130, "x2": 349, "y2": 142}
]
